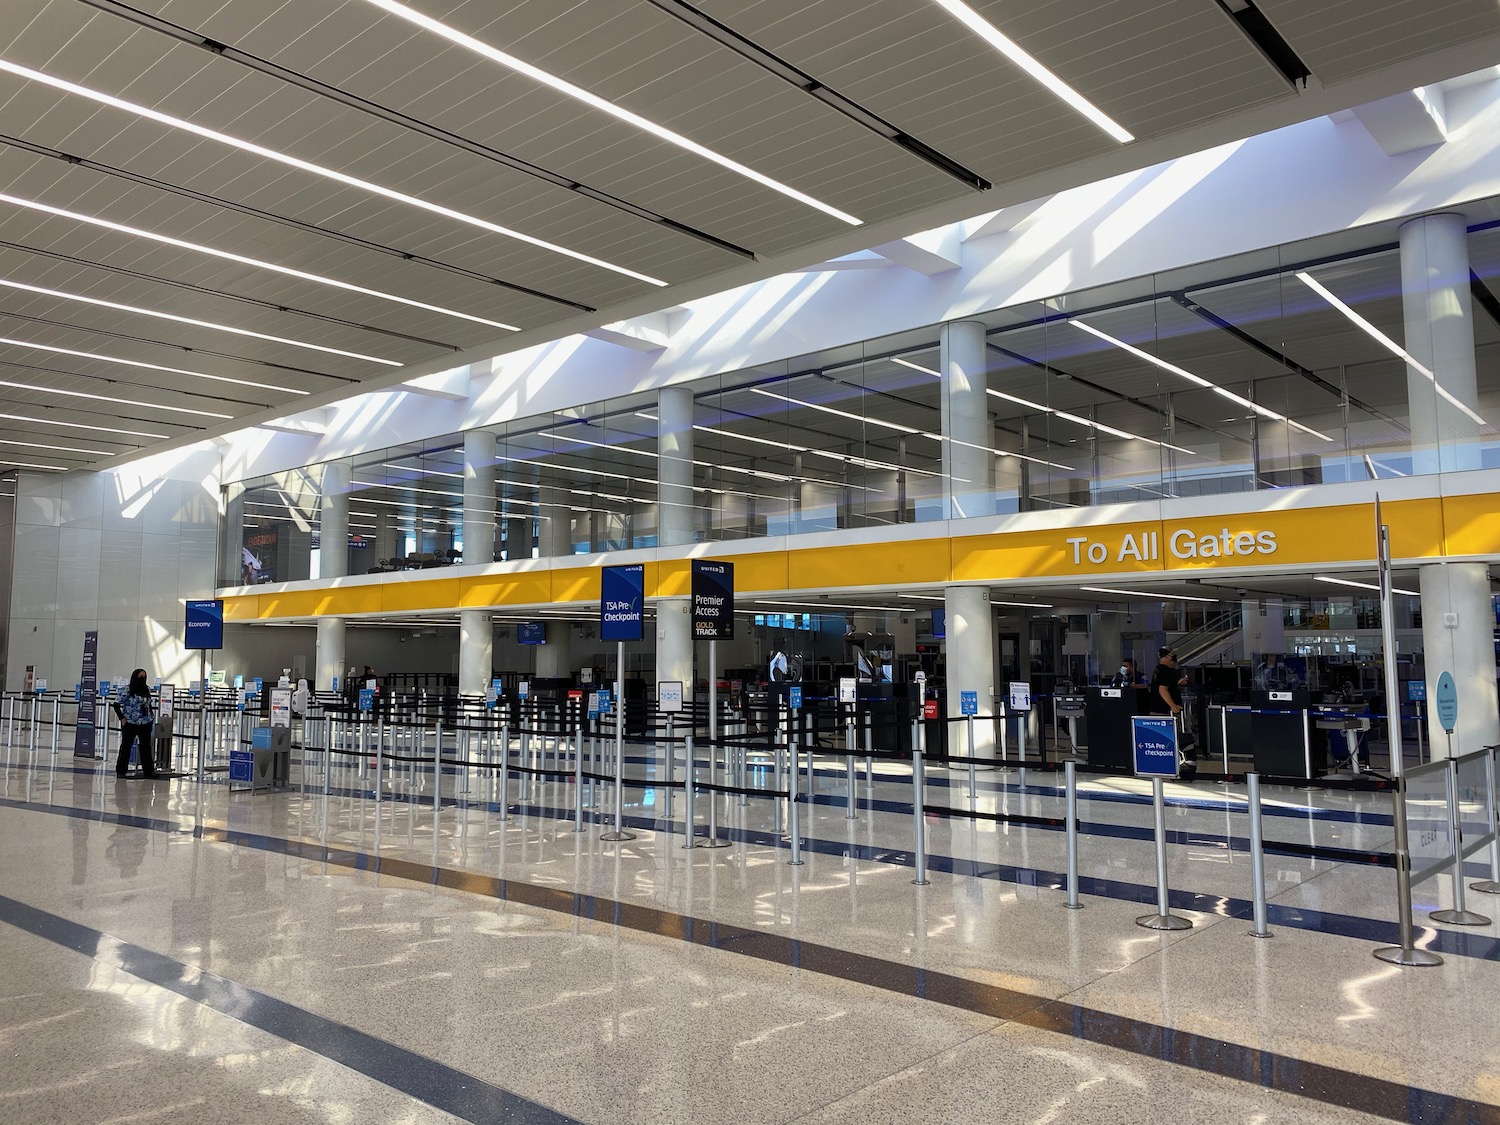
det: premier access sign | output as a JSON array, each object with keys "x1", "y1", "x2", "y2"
[{"x1": 691, "y1": 560, "x2": 734, "y2": 639}]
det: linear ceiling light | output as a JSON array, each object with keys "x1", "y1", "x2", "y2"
[
  {"x1": 0, "y1": 192, "x2": 518, "y2": 332},
  {"x1": 928, "y1": 0, "x2": 1133, "y2": 143},
  {"x1": 0, "y1": 57, "x2": 664, "y2": 287},
  {"x1": 356, "y1": 0, "x2": 861, "y2": 226},
  {"x1": 985, "y1": 386, "x2": 1195, "y2": 454},
  {"x1": 0, "y1": 278, "x2": 402, "y2": 366},
  {"x1": 892, "y1": 356, "x2": 940, "y2": 377},
  {"x1": 0, "y1": 412, "x2": 166, "y2": 439},
  {"x1": 0, "y1": 458, "x2": 67, "y2": 470},
  {"x1": 0, "y1": 334, "x2": 308, "y2": 396},
  {"x1": 1295, "y1": 271, "x2": 1487, "y2": 427},
  {"x1": 0, "y1": 437, "x2": 112, "y2": 456},
  {"x1": 0, "y1": 377, "x2": 231, "y2": 418},
  {"x1": 1081, "y1": 586, "x2": 1219, "y2": 603},
  {"x1": 750, "y1": 387, "x2": 921, "y2": 434},
  {"x1": 1070, "y1": 321, "x2": 1334, "y2": 442},
  {"x1": 1314, "y1": 575, "x2": 1419, "y2": 597}
]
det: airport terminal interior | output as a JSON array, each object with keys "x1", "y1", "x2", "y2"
[{"x1": 4, "y1": 2, "x2": 1500, "y2": 1122}]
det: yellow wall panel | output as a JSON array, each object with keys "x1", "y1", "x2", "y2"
[
  {"x1": 953, "y1": 522, "x2": 1162, "y2": 582},
  {"x1": 730, "y1": 552, "x2": 790, "y2": 594},
  {"x1": 460, "y1": 572, "x2": 552, "y2": 608},
  {"x1": 655, "y1": 559, "x2": 691, "y2": 597},
  {"x1": 550, "y1": 566, "x2": 599, "y2": 604},
  {"x1": 222, "y1": 596, "x2": 259, "y2": 622},
  {"x1": 1442, "y1": 494, "x2": 1500, "y2": 557},
  {"x1": 792, "y1": 540, "x2": 951, "y2": 589},
  {"x1": 381, "y1": 578, "x2": 461, "y2": 614}
]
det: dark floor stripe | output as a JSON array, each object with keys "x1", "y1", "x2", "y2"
[
  {"x1": 4, "y1": 805, "x2": 1496, "y2": 1125},
  {"x1": 0, "y1": 892, "x2": 582, "y2": 1125}
]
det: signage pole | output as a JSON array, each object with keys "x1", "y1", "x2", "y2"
[
  {"x1": 709, "y1": 638, "x2": 717, "y2": 747},
  {"x1": 1373, "y1": 499, "x2": 1442, "y2": 966},
  {"x1": 601, "y1": 639, "x2": 635, "y2": 842},
  {"x1": 196, "y1": 649, "x2": 207, "y2": 783}
]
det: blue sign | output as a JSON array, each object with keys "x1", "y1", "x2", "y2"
[
  {"x1": 1436, "y1": 671, "x2": 1459, "y2": 732},
  {"x1": 960, "y1": 690, "x2": 978, "y2": 716},
  {"x1": 600, "y1": 565, "x2": 645, "y2": 642},
  {"x1": 596, "y1": 689, "x2": 612, "y2": 714},
  {"x1": 233, "y1": 674, "x2": 244, "y2": 690},
  {"x1": 931, "y1": 608, "x2": 946, "y2": 639},
  {"x1": 1131, "y1": 716, "x2": 1179, "y2": 778},
  {"x1": 254, "y1": 677, "x2": 263, "y2": 695},
  {"x1": 518, "y1": 622, "x2": 547, "y2": 645},
  {"x1": 184, "y1": 599, "x2": 224, "y2": 650},
  {"x1": 691, "y1": 560, "x2": 735, "y2": 639},
  {"x1": 229, "y1": 750, "x2": 254, "y2": 783},
  {"x1": 331, "y1": 675, "x2": 339, "y2": 692},
  {"x1": 789, "y1": 686, "x2": 803, "y2": 710},
  {"x1": 358, "y1": 689, "x2": 375, "y2": 712},
  {"x1": 1407, "y1": 680, "x2": 1427, "y2": 702}
]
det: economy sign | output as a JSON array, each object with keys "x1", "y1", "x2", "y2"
[
  {"x1": 600, "y1": 565, "x2": 644, "y2": 642},
  {"x1": 184, "y1": 599, "x2": 224, "y2": 650},
  {"x1": 691, "y1": 559, "x2": 734, "y2": 639}
]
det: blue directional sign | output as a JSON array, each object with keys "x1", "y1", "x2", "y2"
[
  {"x1": 1436, "y1": 671, "x2": 1459, "y2": 733},
  {"x1": 1132, "y1": 716, "x2": 1179, "y2": 778},
  {"x1": 1407, "y1": 680, "x2": 1427, "y2": 702},
  {"x1": 600, "y1": 564, "x2": 645, "y2": 642},
  {"x1": 788, "y1": 685, "x2": 803, "y2": 710},
  {"x1": 184, "y1": 599, "x2": 224, "y2": 650},
  {"x1": 960, "y1": 690, "x2": 979, "y2": 716}
]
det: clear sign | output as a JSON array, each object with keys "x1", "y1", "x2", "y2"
[
  {"x1": 600, "y1": 564, "x2": 645, "y2": 642},
  {"x1": 658, "y1": 681, "x2": 684, "y2": 713},
  {"x1": 789, "y1": 685, "x2": 803, "y2": 710},
  {"x1": 184, "y1": 599, "x2": 224, "y2": 650},
  {"x1": 1403, "y1": 760, "x2": 1454, "y2": 882},
  {"x1": 838, "y1": 677, "x2": 857, "y2": 704},
  {"x1": 1131, "y1": 716, "x2": 1179, "y2": 778},
  {"x1": 960, "y1": 690, "x2": 979, "y2": 716},
  {"x1": 1456, "y1": 752, "x2": 1493, "y2": 857},
  {"x1": 1008, "y1": 681, "x2": 1032, "y2": 711},
  {"x1": 691, "y1": 560, "x2": 735, "y2": 639},
  {"x1": 1436, "y1": 671, "x2": 1458, "y2": 733}
]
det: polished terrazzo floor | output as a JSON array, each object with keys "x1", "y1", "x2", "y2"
[{"x1": 1, "y1": 728, "x2": 1498, "y2": 1125}]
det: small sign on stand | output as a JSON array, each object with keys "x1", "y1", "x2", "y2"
[{"x1": 658, "y1": 681, "x2": 684, "y2": 713}]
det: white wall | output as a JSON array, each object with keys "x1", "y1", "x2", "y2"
[{"x1": 5, "y1": 446, "x2": 220, "y2": 691}]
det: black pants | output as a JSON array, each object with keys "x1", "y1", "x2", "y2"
[{"x1": 116, "y1": 723, "x2": 155, "y2": 776}]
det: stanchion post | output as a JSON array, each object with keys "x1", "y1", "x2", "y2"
[
  {"x1": 682, "y1": 734, "x2": 696, "y2": 849},
  {"x1": 432, "y1": 718, "x2": 443, "y2": 813},
  {"x1": 1248, "y1": 773, "x2": 1271, "y2": 938},
  {"x1": 844, "y1": 714, "x2": 857, "y2": 821},
  {"x1": 911, "y1": 717, "x2": 929, "y2": 886},
  {"x1": 1431, "y1": 760, "x2": 1491, "y2": 926},
  {"x1": 787, "y1": 716, "x2": 803, "y2": 866},
  {"x1": 1473, "y1": 748, "x2": 1500, "y2": 895},
  {"x1": 966, "y1": 712, "x2": 977, "y2": 803},
  {"x1": 573, "y1": 726, "x2": 585, "y2": 833},
  {"x1": 1064, "y1": 759, "x2": 1081, "y2": 910},
  {"x1": 601, "y1": 640, "x2": 635, "y2": 842},
  {"x1": 1136, "y1": 777, "x2": 1191, "y2": 930}
]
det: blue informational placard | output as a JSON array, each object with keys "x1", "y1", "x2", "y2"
[
  {"x1": 1435, "y1": 671, "x2": 1459, "y2": 732},
  {"x1": 254, "y1": 677, "x2": 264, "y2": 695},
  {"x1": 358, "y1": 689, "x2": 375, "y2": 712},
  {"x1": 1408, "y1": 680, "x2": 1427, "y2": 702},
  {"x1": 789, "y1": 685, "x2": 802, "y2": 710},
  {"x1": 184, "y1": 599, "x2": 224, "y2": 650},
  {"x1": 518, "y1": 622, "x2": 547, "y2": 645},
  {"x1": 596, "y1": 689, "x2": 612, "y2": 714},
  {"x1": 691, "y1": 560, "x2": 735, "y2": 639},
  {"x1": 960, "y1": 690, "x2": 979, "y2": 716},
  {"x1": 229, "y1": 750, "x2": 254, "y2": 783},
  {"x1": 1132, "y1": 716, "x2": 1179, "y2": 778},
  {"x1": 600, "y1": 565, "x2": 645, "y2": 642}
]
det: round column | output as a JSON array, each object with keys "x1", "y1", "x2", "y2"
[
  {"x1": 463, "y1": 430, "x2": 497, "y2": 565},
  {"x1": 1400, "y1": 213, "x2": 1481, "y2": 474},
  {"x1": 656, "y1": 596, "x2": 693, "y2": 697},
  {"x1": 459, "y1": 610, "x2": 493, "y2": 697},
  {"x1": 941, "y1": 320, "x2": 993, "y2": 519},
  {"x1": 315, "y1": 617, "x2": 345, "y2": 693},
  {"x1": 945, "y1": 585, "x2": 996, "y2": 761},
  {"x1": 659, "y1": 386, "x2": 695, "y2": 547},
  {"x1": 319, "y1": 461, "x2": 350, "y2": 580}
]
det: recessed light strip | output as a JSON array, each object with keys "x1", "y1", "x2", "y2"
[
  {"x1": 0, "y1": 412, "x2": 166, "y2": 439},
  {"x1": 357, "y1": 0, "x2": 861, "y2": 226},
  {"x1": 0, "y1": 334, "x2": 308, "y2": 396},
  {"x1": 0, "y1": 377, "x2": 230, "y2": 419},
  {"x1": 1314, "y1": 575, "x2": 1420, "y2": 597},
  {"x1": 0, "y1": 458, "x2": 67, "y2": 471},
  {"x1": 0, "y1": 58, "x2": 665, "y2": 287},
  {"x1": 1071, "y1": 321, "x2": 1334, "y2": 442},
  {"x1": 1295, "y1": 272, "x2": 1487, "y2": 427},
  {"x1": 1081, "y1": 586, "x2": 1219, "y2": 603},
  {"x1": 0, "y1": 192, "x2": 519, "y2": 332},
  {"x1": 0, "y1": 437, "x2": 112, "y2": 455},
  {"x1": 0, "y1": 277, "x2": 403, "y2": 366},
  {"x1": 929, "y1": 0, "x2": 1133, "y2": 143}
]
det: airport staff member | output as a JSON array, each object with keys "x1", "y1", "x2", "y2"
[{"x1": 1110, "y1": 657, "x2": 1140, "y2": 687}]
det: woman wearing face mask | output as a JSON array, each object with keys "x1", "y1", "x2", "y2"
[{"x1": 112, "y1": 668, "x2": 159, "y2": 779}]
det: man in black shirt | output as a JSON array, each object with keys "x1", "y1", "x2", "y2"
[{"x1": 1149, "y1": 648, "x2": 1185, "y2": 715}]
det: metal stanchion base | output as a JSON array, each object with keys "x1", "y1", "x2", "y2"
[
  {"x1": 1431, "y1": 908, "x2": 1491, "y2": 926},
  {"x1": 1319, "y1": 769, "x2": 1362, "y2": 782},
  {"x1": 1470, "y1": 880, "x2": 1500, "y2": 894},
  {"x1": 600, "y1": 830, "x2": 637, "y2": 842},
  {"x1": 1249, "y1": 929, "x2": 1274, "y2": 939},
  {"x1": 1373, "y1": 945, "x2": 1443, "y2": 967},
  {"x1": 699, "y1": 837, "x2": 730, "y2": 849},
  {"x1": 1135, "y1": 912, "x2": 1193, "y2": 931},
  {"x1": 1064, "y1": 902, "x2": 1084, "y2": 911}
]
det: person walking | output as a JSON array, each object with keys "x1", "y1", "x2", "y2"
[{"x1": 113, "y1": 668, "x2": 159, "y2": 779}]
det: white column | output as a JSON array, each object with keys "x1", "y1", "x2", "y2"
[
  {"x1": 1419, "y1": 564, "x2": 1499, "y2": 758},
  {"x1": 315, "y1": 617, "x2": 345, "y2": 692},
  {"x1": 536, "y1": 624, "x2": 572, "y2": 678},
  {"x1": 540, "y1": 483, "x2": 572, "y2": 558},
  {"x1": 941, "y1": 320, "x2": 993, "y2": 519},
  {"x1": 319, "y1": 461, "x2": 350, "y2": 580},
  {"x1": 656, "y1": 596, "x2": 693, "y2": 699},
  {"x1": 659, "y1": 386, "x2": 695, "y2": 547},
  {"x1": 945, "y1": 586, "x2": 996, "y2": 760},
  {"x1": 459, "y1": 610, "x2": 492, "y2": 697},
  {"x1": 1400, "y1": 213, "x2": 1481, "y2": 475},
  {"x1": 463, "y1": 430, "x2": 497, "y2": 565}
]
